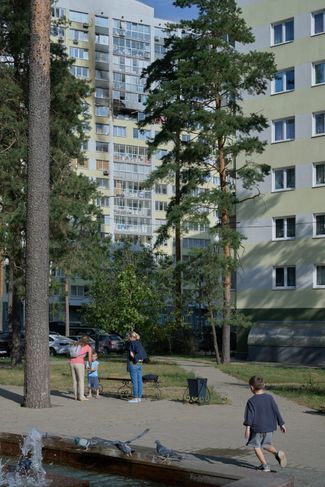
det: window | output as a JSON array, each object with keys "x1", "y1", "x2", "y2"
[
  {"x1": 80, "y1": 141, "x2": 88, "y2": 151},
  {"x1": 95, "y1": 105, "x2": 109, "y2": 117},
  {"x1": 51, "y1": 26, "x2": 65, "y2": 38},
  {"x1": 313, "y1": 112, "x2": 325, "y2": 135},
  {"x1": 181, "y1": 133, "x2": 191, "y2": 142},
  {"x1": 70, "y1": 66, "x2": 88, "y2": 79},
  {"x1": 96, "y1": 123, "x2": 109, "y2": 135},
  {"x1": 71, "y1": 285, "x2": 88, "y2": 297},
  {"x1": 313, "y1": 162, "x2": 325, "y2": 186},
  {"x1": 95, "y1": 34, "x2": 109, "y2": 45},
  {"x1": 273, "y1": 118, "x2": 295, "y2": 142},
  {"x1": 312, "y1": 10, "x2": 325, "y2": 35},
  {"x1": 273, "y1": 167, "x2": 295, "y2": 191},
  {"x1": 113, "y1": 126, "x2": 127, "y2": 137},
  {"x1": 51, "y1": 7, "x2": 65, "y2": 18},
  {"x1": 273, "y1": 217, "x2": 296, "y2": 239},
  {"x1": 95, "y1": 69, "x2": 109, "y2": 80},
  {"x1": 69, "y1": 29, "x2": 88, "y2": 42},
  {"x1": 69, "y1": 10, "x2": 88, "y2": 24},
  {"x1": 95, "y1": 16, "x2": 109, "y2": 28},
  {"x1": 96, "y1": 160, "x2": 109, "y2": 171},
  {"x1": 96, "y1": 141, "x2": 109, "y2": 152},
  {"x1": 155, "y1": 201, "x2": 168, "y2": 211},
  {"x1": 314, "y1": 214, "x2": 325, "y2": 237},
  {"x1": 272, "y1": 19, "x2": 294, "y2": 45},
  {"x1": 273, "y1": 266, "x2": 296, "y2": 288},
  {"x1": 314, "y1": 265, "x2": 325, "y2": 287},
  {"x1": 95, "y1": 51, "x2": 109, "y2": 63},
  {"x1": 313, "y1": 61, "x2": 325, "y2": 85},
  {"x1": 272, "y1": 68, "x2": 294, "y2": 93},
  {"x1": 69, "y1": 47, "x2": 88, "y2": 60},
  {"x1": 95, "y1": 87, "x2": 109, "y2": 99},
  {"x1": 97, "y1": 197, "x2": 111, "y2": 207},
  {"x1": 155, "y1": 184, "x2": 167, "y2": 195},
  {"x1": 182, "y1": 238, "x2": 209, "y2": 249},
  {"x1": 133, "y1": 128, "x2": 151, "y2": 140},
  {"x1": 96, "y1": 178, "x2": 109, "y2": 188}
]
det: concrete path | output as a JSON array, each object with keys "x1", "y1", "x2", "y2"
[{"x1": 0, "y1": 358, "x2": 324, "y2": 486}]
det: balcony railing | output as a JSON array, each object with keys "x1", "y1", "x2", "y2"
[{"x1": 114, "y1": 223, "x2": 152, "y2": 235}]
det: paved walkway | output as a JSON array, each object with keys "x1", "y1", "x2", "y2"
[{"x1": 0, "y1": 359, "x2": 324, "y2": 486}]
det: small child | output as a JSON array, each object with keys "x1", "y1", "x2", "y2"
[
  {"x1": 244, "y1": 375, "x2": 287, "y2": 472},
  {"x1": 86, "y1": 353, "x2": 100, "y2": 398}
]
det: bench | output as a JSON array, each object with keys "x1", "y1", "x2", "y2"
[{"x1": 100, "y1": 375, "x2": 161, "y2": 400}]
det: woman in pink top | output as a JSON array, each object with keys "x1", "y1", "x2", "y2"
[{"x1": 69, "y1": 335, "x2": 92, "y2": 401}]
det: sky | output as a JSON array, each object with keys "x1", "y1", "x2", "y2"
[{"x1": 139, "y1": 0, "x2": 197, "y2": 21}]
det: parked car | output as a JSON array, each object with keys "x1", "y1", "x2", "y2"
[
  {"x1": 68, "y1": 335, "x2": 96, "y2": 351},
  {"x1": 49, "y1": 333, "x2": 73, "y2": 356},
  {"x1": 0, "y1": 332, "x2": 25, "y2": 357},
  {"x1": 68, "y1": 326, "x2": 125, "y2": 354},
  {"x1": 98, "y1": 334, "x2": 125, "y2": 355}
]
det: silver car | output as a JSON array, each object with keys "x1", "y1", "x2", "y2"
[{"x1": 49, "y1": 333, "x2": 73, "y2": 356}]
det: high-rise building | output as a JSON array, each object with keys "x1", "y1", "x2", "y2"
[
  {"x1": 236, "y1": 1, "x2": 325, "y2": 328},
  {"x1": 52, "y1": 0, "x2": 175, "y2": 253}
]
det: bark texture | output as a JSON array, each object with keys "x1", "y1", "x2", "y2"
[{"x1": 24, "y1": 0, "x2": 51, "y2": 408}]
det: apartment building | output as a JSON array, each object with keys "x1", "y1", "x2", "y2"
[{"x1": 236, "y1": 0, "x2": 325, "y2": 328}]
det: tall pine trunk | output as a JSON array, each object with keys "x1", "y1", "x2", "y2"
[
  {"x1": 174, "y1": 135, "x2": 182, "y2": 330},
  {"x1": 219, "y1": 139, "x2": 232, "y2": 364},
  {"x1": 24, "y1": 0, "x2": 51, "y2": 408},
  {"x1": 207, "y1": 298, "x2": 221, "y2": 364}
]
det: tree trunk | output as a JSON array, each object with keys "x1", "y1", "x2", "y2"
[
  {"x1": 24, "y1": 0, "x2": 51, "y2": 408},
  {"x1": 219, "y1": 139, "x2": 232, "y2": 364},
  {"x1": 64, "y1": 276, "x2": 70, "y2": 337},
  {"x1": 0, "y1": 259, "x2": 3, "y2": 332},
  {"x1": 208, "y1": 300, "x2": 221, "y2": 364},
  {"x1": 174, "y1": 138, "x2": 182, "y2": 329}
]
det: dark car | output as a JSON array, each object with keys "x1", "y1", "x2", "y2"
[
  {"x1": 98, "y1": 334, "x2": 125, "y2": 355},
  {"x1": 0, "y1": 332, "x2": 25, "y2": 357}
]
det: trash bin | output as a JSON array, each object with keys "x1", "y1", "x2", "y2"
[{"x1": 186, "y1": 377, "x2": 209, "y2": 404}]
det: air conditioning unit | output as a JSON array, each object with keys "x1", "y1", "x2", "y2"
[
  {"x1": 73, "y1": 39, "x2": 78, "y2": 44},
  {"x1": 144, "y1": 52, "x2": 150, "y2": 59},
  {"x1": 103, "y1": 170, "x2": 109, "y2": 176},
  {"x1": 58, "y1": 37, "x2": 64, "y2": 43},
  {"x1": 120, "y1": 29, "x2": 126, "y2": 36},
  {"x1": 154, "y1": 36, "x2": 160, "y2": 42},
  {"x1": 83, "y1": 23, "x2": 88, "y2": 28}
]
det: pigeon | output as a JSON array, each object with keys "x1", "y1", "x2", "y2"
[
  {"x1": 91, "y1": 428, "x2": 150, "y2": 456},
  {"x1": 154, "y1": 440, "x2": 183, "y2": 461}
]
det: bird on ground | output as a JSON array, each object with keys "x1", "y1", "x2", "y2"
[
  {"x1": 91, "y1": 428, "x2": 150, "y2": 456},
  {"x1": 154, "y1": 440, "x2": 184, "y2": 461}
]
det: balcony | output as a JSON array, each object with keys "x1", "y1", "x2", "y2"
[
  {"x1": 114, "y1": 188, "x2": 151, "y2": 199},
  {"x1": 114, "y1": 223, "x2": 152, "y2": 236},
  {"x1": 114, "y1": 206, "x2": 151, "y2": 218}
]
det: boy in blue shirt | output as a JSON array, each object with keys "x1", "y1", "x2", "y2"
[
  {"x1": 244, "y1": 375, "x2": 287, "y2": 472},
  {"x1": 86, "y1": 353, "x2": 100, "y2": 398}
]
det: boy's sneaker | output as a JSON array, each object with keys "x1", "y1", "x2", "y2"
[
  {"x1": 275, "y1": 450, "x2": 287, "y2": 468},
  {"x1": 256, "y1": 464, "x2": 271, "y2": 472}
]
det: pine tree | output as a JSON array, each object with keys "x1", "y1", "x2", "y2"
[
  {"x1": 0, "y1": 1, "x2": 104, "y2": 368},
  {"x1": 142, "y1": 0, "x2": 276, "y2": 362}
]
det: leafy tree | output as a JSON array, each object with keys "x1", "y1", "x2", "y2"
[
  {"x1": 83, "y1": 244, "x2": 158, "y2": 337},
  {"x1": 141, "y1": 0, "x2": 276, "y2": 362}
]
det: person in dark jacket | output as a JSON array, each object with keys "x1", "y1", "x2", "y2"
[
  {"x1": 244, "y1": 375, "x2": 287, "y2": 472},
  {"x1": 126, "y1": 331, "x2": 147, "y2": 403}
]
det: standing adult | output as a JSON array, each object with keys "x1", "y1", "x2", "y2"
[
  {"x1": 69, "y1": 335, "x2": 92, "y2": 401},
  {"x1": 126, "y1": 331, "x2": 147, "y2": 404}
]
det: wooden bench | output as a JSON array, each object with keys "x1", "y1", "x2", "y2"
[{"x1": 100, "y1": 376, "x2": 161, "y2": 400}]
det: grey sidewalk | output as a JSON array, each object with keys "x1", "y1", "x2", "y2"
[{"x1": 0, "y1": 359, "x2": 324, "y2": 487}]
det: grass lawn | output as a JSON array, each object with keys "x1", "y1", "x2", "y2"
[
  {"x1": 219, "y1": 362, "x2": 325, "y2": 411},
  {"x1": 0, "y1": 356, "x2": 225, "y2": 404}
]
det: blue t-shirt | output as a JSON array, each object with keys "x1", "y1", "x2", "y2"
[
  {"x1": 88, "y1": 360, "x2": 99, "y2": 377},
  {"x1": 244, "y1": 393, "x2": 285, "y2": 433}
]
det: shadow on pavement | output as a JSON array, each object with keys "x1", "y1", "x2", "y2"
[{"x1": 0, "y1": 387, "x2": 23, "y2": 404}]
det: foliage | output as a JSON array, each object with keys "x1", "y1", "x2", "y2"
[
  {"x1": 141, "y1": 0, "x2": 276, "y2": 362},
  {"x1": 83, "y1": 244, "x2": 162, "y2": 336}
]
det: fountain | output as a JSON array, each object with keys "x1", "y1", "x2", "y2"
[{"x1": 0, "y1": 429, "x2": 89, "y2": 487}]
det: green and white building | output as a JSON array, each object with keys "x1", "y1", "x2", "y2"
[{"x1": 236, "y1": 0, "x2": 325, "y2": 353}]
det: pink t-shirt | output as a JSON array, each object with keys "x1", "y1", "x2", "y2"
[{"x1": 69, "y1": 344, "x2": 92, "y2": 364}]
